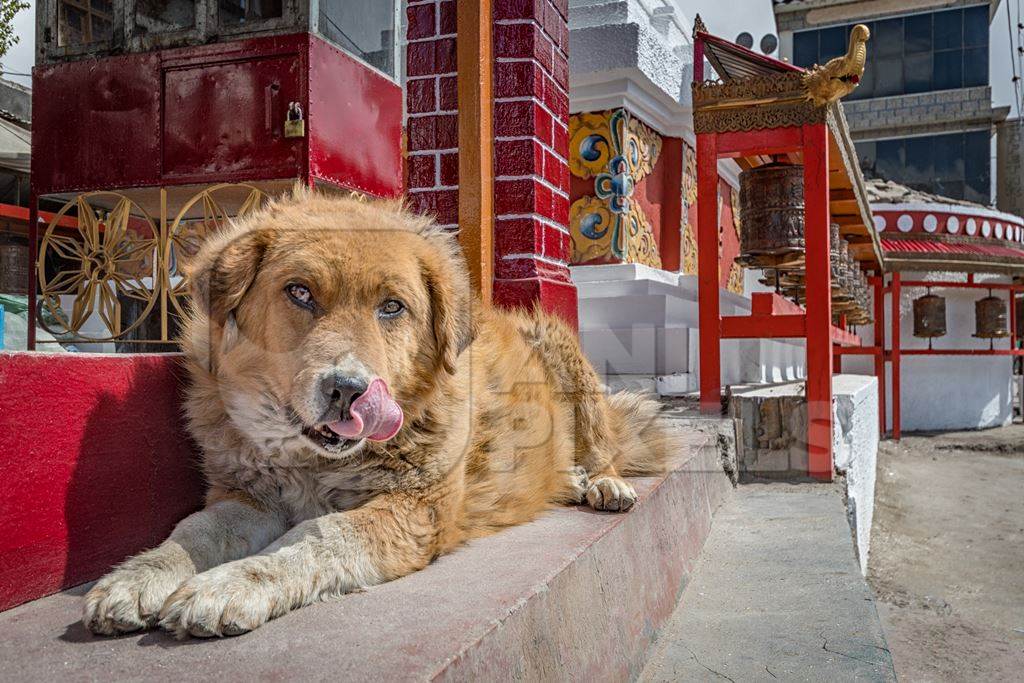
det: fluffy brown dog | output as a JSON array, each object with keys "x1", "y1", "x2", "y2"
[{"x1": 82, "y1": 191, "x2": 680, "y2": 638}]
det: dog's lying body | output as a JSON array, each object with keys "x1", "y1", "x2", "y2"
[{"x1": 83, "y1": 192, "x2": 679, "y2": 638}]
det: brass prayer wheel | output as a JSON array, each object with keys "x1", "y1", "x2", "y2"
[
  {"x1": 738, "y1": 163, "x2": 805, "y2": 269},
  {"x1": 913, "y1": 294, "x2": 947, "y2": 338},
  {"x1": 974, "y1": 295, "x2": 1009, "y2": 338}
]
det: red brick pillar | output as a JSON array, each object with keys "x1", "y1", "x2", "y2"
[
  {"x1": 406, "y1": 0, "x2": 459, "y2": 228},
  {"x1": 492, "y1": 0, "x2": 577, "y2": 327},
  {"x1": 406, "y1": 0, "x2": 577, "y2": 327}
]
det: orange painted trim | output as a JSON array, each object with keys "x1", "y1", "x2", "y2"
[
  {"x1": 456, "y1": 0, "x2": 494, "y2": 305},
  {"x1": 0, "y1": 203, "x2": 78, "y2": 229}
]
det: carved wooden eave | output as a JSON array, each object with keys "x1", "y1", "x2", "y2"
[{"x1": 691, "y1": 33, "x2": 883, "y2": 271}]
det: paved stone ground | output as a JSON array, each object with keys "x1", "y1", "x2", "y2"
[
  {"x1": 871, "y1": 427, "x2": 1024, "y2": 680},
  {"x1": 639, "y1": 484, "x2": 896, "y2": 682}
]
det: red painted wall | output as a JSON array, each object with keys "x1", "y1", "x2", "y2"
[
  {"x1": 308, "y1": 35, "x2": 404, "y2": 198},
  {"x1": 490, "y1": 0, "x2": 577, "y2": 327},
  {"x1": 405, "y1": 0, "x2": 459, "y2": 226},
  {"x1": 0, "y1": 354, "x2": 204, "y2": 612}
]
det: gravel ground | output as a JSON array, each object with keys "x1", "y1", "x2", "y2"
[{"x1": 869, "y1": 425, "x2": 1024, "y2": 681}]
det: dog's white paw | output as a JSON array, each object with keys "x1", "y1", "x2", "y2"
[
  {"x1": 83, "y1": 549, "x2": 193, "y2": 635},
  {"x1": 566, "y1": 465, "x2": 590, "y2": 504},
  {"x1": 158, "y1": 559, "x2": 286, "y2": 638},
  {"x1": 585, "y1": 475, "x2": 638, "y2": 512}
]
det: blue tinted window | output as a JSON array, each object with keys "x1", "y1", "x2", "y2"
[
  {"x1": 819, "y1": 25, "x2": 846, "y2": 61},
  {"x1": 789, "y1": 8, "x2": 988, "y2": 98},
  {"x1": 875, "y1": 139, "x2": 905, "y2": 181},
  {"x1": 934, "y1": 133, "x2": 965, "y2": 180},
  {"x1": 933, "y1": 49, "x2": 963, "y2": 90},
  {"x1": 933, "y1": 8, "x2": 962, "y2": 49},
  {"x1": 963, "y1": 5, "x2": 988, "y2": 47},
  {"x1": 874, "y1": 57, "x2": 903, "y2": 96},
  {"x1": 875, "y1": 18, "x2": 903, "y2": 57},
  {"x1": 963, "y1": 46, "x2": 988, "y2": 87},
  {"x1": 793, "y1": 30, "x2": 817, "y2": 68},
  {"x1": 855, "y1": 141, "x2": 876, "y2": 176},
  {"x1": 904, "y1": 13, "x2": 931, "y2": 53},
  {"x1": 963, "y1": 130, "x2": 990, "y2": 203},
  {"x1": 860, "y1": 131, "x2": 990, "y2": 201},
  {"x1": 905, "y1": 137, "x2": 935, "y2": 187},
  {"x1": 904, "y1": 52, "x2": 932, "y2": 93}
]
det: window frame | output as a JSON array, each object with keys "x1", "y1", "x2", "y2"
[
  {"x1": 310, "y1": 0, "x2": 403, "y2": 83},
  {"x1": 215, "y1": 0, "x2": 304, "y2": 40},
  {"x1": 126, "y1": 0, "x2": 206, "y2": 52},
  {"x1": 43, "y1": 0, "x2": 124, "y2": 60},
  {"x1": 855, "y1": 129, "x2": 992, "y2": 202}
]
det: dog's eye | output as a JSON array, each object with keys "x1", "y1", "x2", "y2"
[
  {"x1": 286, "y1": 283, "x2": 314, "y2": 309},
  {"x1": 378, "y1": 299, "x2": 405, "y2": 318}
]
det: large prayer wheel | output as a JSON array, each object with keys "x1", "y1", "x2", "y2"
[
  {"x1": 913, "y1": 294, "x2": 947, "y2": 338},
  {"x1": 974, "y1": 295, "x2": 1009, "y2": 338},
  {"x1": 738, "y1": 163, "x2": 805, "y2": 269}
]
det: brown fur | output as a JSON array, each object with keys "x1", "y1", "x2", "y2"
[{"x1": 83, "y1": 189, "x2": 684, "y2": 638}]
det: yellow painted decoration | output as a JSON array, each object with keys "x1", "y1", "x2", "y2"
[
  {"x1": 36, "y1": 184, "x2": 268, "y2": 345},
  {"x1": 569, "y1": 108, "x2": 663, "y2": 268}
]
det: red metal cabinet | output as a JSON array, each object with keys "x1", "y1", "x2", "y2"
[{"x1": 163, "y1": 54, "x2": 305, "y2": 181}]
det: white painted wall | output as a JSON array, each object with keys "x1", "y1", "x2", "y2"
[
  {"x1": 842, "y1": 271, "x2": 1014, "y2": 431},
  {"x1": 572, "y1": 263, "x2": 807, "y2": 393},
  {"x1": 832, "y1": 374, "x2": 879, "y2": 575}
]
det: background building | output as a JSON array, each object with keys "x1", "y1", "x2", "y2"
[
  {"x1": 997, "y1": 118, "x2": 1024, "y2": 216},
  {"x1": 775, "y1": 0, "x2": 1006, "y2": 205},
  {"x1": 775, "y1": 0, "x2": 1024, "y2": 431}
]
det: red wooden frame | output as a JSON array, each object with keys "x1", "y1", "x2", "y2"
[
  {"x1": 696, "y1": 121, "x2": 853, "y2": 481},
  {"x1": 835, "y1": 274, "x2": 1024, "y2": 440}
]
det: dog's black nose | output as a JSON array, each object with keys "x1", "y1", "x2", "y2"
[{"x1": 322, "y1": 373, "x2": 368, "y2": 419}]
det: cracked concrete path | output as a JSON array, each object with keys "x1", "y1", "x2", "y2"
[{"x1": 639, "y1": 484, "x2": 895, "y2": 682}]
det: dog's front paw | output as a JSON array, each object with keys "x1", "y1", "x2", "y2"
[
  {"x1": 566, "y1": 465, "x2": 590, "y2": 504},
  {"x1": 585, "y1": 475, "x2": 638, "y2": 512},
  {"x1": 83, "y1": 547, "x2": 194, "y2": 635},
  {"x1": 158, "y1": 559, "x2": 286, "y2": 638}
]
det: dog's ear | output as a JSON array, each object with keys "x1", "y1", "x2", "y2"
[
  {"x1": 421, "y1": 231, "x2": 476, "y2": 374},
  {"x1": 189, "y1": 229, "x2": 275, "y2": 325}
]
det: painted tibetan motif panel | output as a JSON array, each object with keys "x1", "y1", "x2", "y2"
[
  {"x1": 568, "y1": 109, "x2": 662, "y2": 268},
  {"x1": 681, "y1": 142, "x2": 745, "y2": 294}
]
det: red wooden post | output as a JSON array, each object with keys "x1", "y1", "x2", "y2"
[
  {"x1": 697, "y1": 132, "x2": 721, "y2": 413},
  {"x1": 891, "y1": 271, "x2": 902, "y2": 440},
  {"x1": 802, "y1": 123, "x2": 833, "y2": 480},
  {"x1": 1010, "y1": 288, "x2": 1017, "y2": 352},
  {"x1": 27, "y1": 190, "x2": 37, "y2": 351},
  {"x1": 872, "y1": 274, "x2": 886, "y2": 435}
]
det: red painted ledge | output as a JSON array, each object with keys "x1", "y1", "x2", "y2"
[{"x1": 0, "y1": 352, "x2": 204, "y2": 612}]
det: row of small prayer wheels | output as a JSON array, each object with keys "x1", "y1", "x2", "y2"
[
  {"x1": 913, "y1": 292, "x2": 1023, "y2": 339},
  {"x1": 737, "y1": 163, "x2": 871, "y2": 324}
]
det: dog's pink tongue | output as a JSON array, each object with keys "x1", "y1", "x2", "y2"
[{"x1": 327, "y1": 378, "x2": 403, "y2": 442}]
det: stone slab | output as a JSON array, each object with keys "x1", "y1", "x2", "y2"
[{"x1": 0, "y1": 430, "x2": 732, "y2": 682}]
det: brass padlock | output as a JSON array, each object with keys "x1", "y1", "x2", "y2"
[{"x1": 284, "y1": 101, "x2": 305, "y2": 138}]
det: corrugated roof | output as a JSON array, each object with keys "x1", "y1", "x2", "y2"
[
  {"x1": 699, "y1": 32, "x2": 802, "y2": 82},
  {"x1": 881, "y1": 239, "x2": 1024, "y2": 260}
]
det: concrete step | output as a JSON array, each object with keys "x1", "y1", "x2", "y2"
[
  {"x1": 639, "y1": 484, "x2": 896, "y2": 682},
  {"x1": 0, "y1": 428, "x2": 732, "y2": 681}
]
